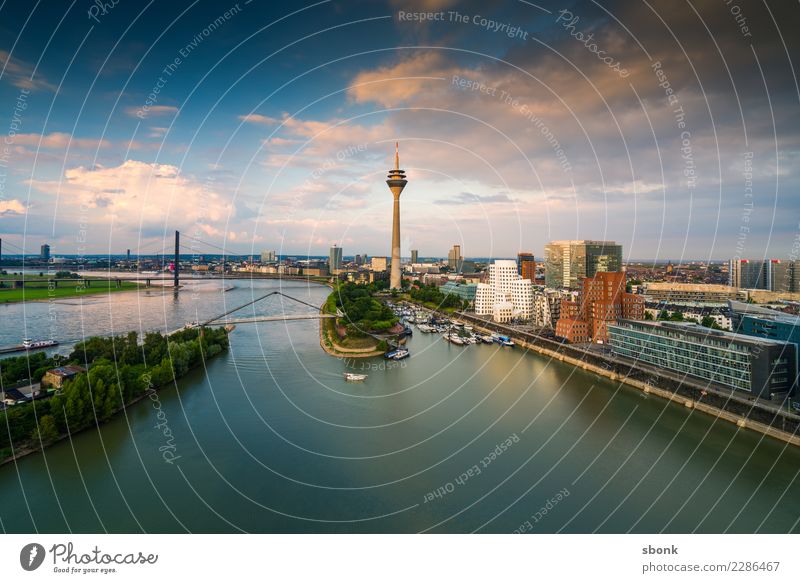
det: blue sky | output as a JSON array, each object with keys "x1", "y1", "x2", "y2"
[{"x1": 0, "y1": 0, "x2": 798, "y2": 261}]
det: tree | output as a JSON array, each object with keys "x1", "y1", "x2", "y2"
[
  {"x1": 644, "y1": 311, "x2": 654, "y2": 321},
  {"x1": 31, "y1": 415, "x2": 59, "y2": 445}
]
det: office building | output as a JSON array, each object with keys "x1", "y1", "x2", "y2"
[
  {"x1": 386, "y1": 143, "x2": 407, "y2": 289},
  {"x1": 555, "y1": 271, "x2": 643, "y2": 343},
  {"x1": 474, "y1": 283, "x2": 494, "y2": 316},
  {"x1": 329, "y1": 245, "x2": 343, "y2": 272},
  {"x1": 511, "y1": 279, "x2": 534, "y2": 320},
  {"x1": 517, "y1": 252, "x2": 536, "y2": 281},
  {"x1": 40, "y1": 243, "x2": 50, "y2": 263},
  {"x1": 261, "y1": 250, "x2": 277, "y2": 263},
  {"x1": 440, "y1": 281, "x2": 478, "y2": 307},
  {"x1": 447, "y1": 244, "x2": 463, "y2": 272},
  {"x1": 411, "y1": 249, "x2": 419, "y2": 264},
  {"x1": 768, "y1": 260, "x2": 800, "y2": 293},
  {"x1": 472, "y1": 260, "x2": 535, "y2": 322},
  {"x1": 729, "y1": 300, "x2": 800, "y2": 347},
  {"x1": 544, "y1": 240, "x2": 622, "y2": 289},
  {"x1": 608, "y1": 320, "x2": 798, "y2": 399},
  {"x1": 371, "y1": 256, "x2": 388, "y2": 272},
  {"x1": 729, "y1": 259, "x2": 771, "y2": 290}
]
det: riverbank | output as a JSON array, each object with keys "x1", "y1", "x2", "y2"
[
  {"x1": 319, "y1": 313, "x2": 385, "y2": 358},
  {"x1": 0, "y1": 281, "x2": 150, "y2": 303},
  {"x1": 0, "y1": 327, "x2": 231, "y2": 467},
  {"x1": 403, "y1": 301, "x2": 800, "y2": 447}
]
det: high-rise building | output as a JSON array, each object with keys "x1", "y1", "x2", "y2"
[
  {"x1": 386, "y1": 143, "x2": 407, "y2": 289},
  {"x1": 411, "y1": 249, "x2": 419, "y2": 264},
  {"x1": 517, "y1": 252, "x2": 536, "y2": 281},
  {"x1": 447, "y1": 244, "x2": 463, "y2": 272},
  {"x1": 329, "y1": 245, "x2": 342, "y2": 272},
  {"x1": 544, "y1": 240, "x2": 622, "y2": 289},
  {"x1": 729, "y1": 259, "x2": 770, "y2": 290},
  {"x1": 261, "y1": 250, "x2": 277, "y2": 263},
  {"x1": 40, "y1": 243, "x2": 50, "y2": 263}
]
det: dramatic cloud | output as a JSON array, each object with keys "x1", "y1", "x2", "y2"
[{"x1": 27, "y1": 160, "x2": 233, "y2": 235}]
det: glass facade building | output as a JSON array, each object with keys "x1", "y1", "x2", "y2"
[
  {"x1": 608, "y1": 319, "x2": 798, "y2": 398},
  {"x1": 544, "y1": 240, "x2": 622, "y2": 289},
  {"x1": 441, "y1": 281, "x2": 477, "y2": 305}
]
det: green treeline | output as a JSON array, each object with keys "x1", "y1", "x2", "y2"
[
  {"x1": 0, "y1": 327, "x2": 229, "y2": 458},
  {"x1": 326, "y1": 282, "x2": 397, "y2": 335}
]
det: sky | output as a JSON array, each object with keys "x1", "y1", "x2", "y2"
[{"x1": 0, "y1": 0, "x2": 798, "y2": 261}]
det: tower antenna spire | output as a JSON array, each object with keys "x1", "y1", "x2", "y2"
[{"x1": 395, "y1": 141, "x2": 399, "y2": 170}]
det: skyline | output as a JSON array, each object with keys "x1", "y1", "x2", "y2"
[{"x1": 0, "y1": 1, "x2": 798, "y2": 261}]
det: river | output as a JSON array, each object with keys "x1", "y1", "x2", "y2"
[{"x1": 0, "y1": 279, "x2": 798, "y2": 533}]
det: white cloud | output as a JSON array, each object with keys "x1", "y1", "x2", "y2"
[
  {"x1": 0, "y1": 199, "x2": 26, "y2": 215},
  {"x1": 27, "y1": 160, "x2": 233, "y2": 233}
]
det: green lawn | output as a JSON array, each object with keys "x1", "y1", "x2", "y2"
[{"x1": 0, "y1": 280, "x2": 142, "y2": 303}]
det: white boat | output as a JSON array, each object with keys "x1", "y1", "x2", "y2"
[
  {"x1": 478, "y1": 335, "x2": 494, "y2": 344},
  {"x1": 343, "y1": 372, "x2": 368, "y2": 381},
  {"x1": 21, "y1": 338, "x2": 59, "y2": 349},
  {"x1": 445, "y1": 334, "x2": 465, "y2": 345}
]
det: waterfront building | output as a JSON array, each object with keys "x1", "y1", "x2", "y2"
[
  {"x1": 411, "y1": 249, "x2": 419, "y2": 264},
  {"x1": 608, "y1": 320, "x2": 798, "y2": 399},
  {"x1": 544, "y1": 240, "x2": 622, "y2": 289},
  {"x1": 447, "y1": 244, "x2": 463, "y2": 272},
  {"x1": 492, "y1": 301, "x2": 514, "y2": 323},
  {"x1": 371, "y1": 256, "x2": 388, "y2": 272},
  {"x1": 554, "y1": 271, "x2": 643, "y2": 343},
  {"x1": 260, "y1": 250, "x2": 277, "y2": 263},
  {"x1": 472, "y1": 260, "x2": 536, "y2": 322},
  {"x1": 42, "y1": 365, "x2": 86, "y2": 389},
  {"x1": 533, "y1": 289, "x2": 565, "y2": 328},
  {"x1": 386, "y1": 143, "x2": 407, "y2": 289},
  {"x1": 555, "y1": 316, "x2": 590, "y2": 343},
  {"x1": 511, "y1": 279, "x2": 534, "y2": 320},
  {"x1": 329, "y1": 245, "x2": 343, "y2": 272},
  {"x1": 474, "y1": 283, "x2": 494, "y2": 316},
  {"x1": 40, "y1": 243, "x2": 50, "y2": 263},
  {"x1": 517, "y1": 252, "x2": 536, "y2": 281},
  {"x1": 642, "y1": 282, "x2": 746, "y2": 303},
  {"x1": 441, "y1": 281, "x2": 478, "y2": 307}
]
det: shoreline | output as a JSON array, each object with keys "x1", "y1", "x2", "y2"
[
  {"x1": 0, "y1": 328, "x2": 231, "y2": 468},
  {"x1": 0, "y1": 284, "x2": 166, "y2": 304},
  {"x1": 404, "y1": 301, "x2": 800, "y2": 448},
  {"x1": 318, "y1": 312, "x2": 384, "y2": 359}
]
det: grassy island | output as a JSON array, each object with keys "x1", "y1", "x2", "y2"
[{"x1": 320, "y1": 282, "x2": 398, "y2": 357}]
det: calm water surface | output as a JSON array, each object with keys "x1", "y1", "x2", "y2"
[{"x1": 0, "y1": 280, "x2": 798, "y2": 533}]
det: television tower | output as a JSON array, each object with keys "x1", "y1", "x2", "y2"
[{"x1": 386, "y1": 142, "x2": 407, "y2": 289}]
